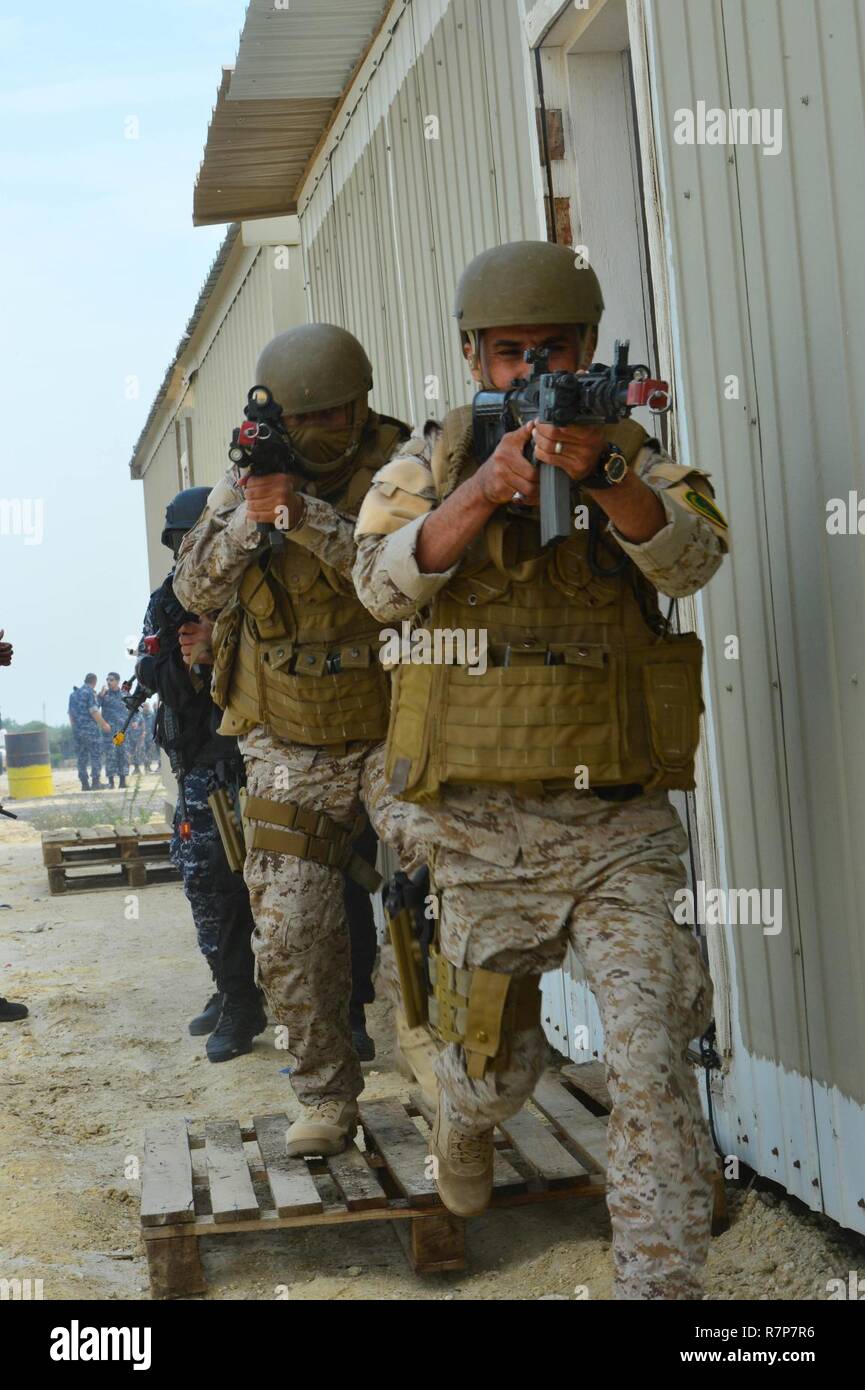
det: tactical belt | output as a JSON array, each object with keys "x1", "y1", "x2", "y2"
[
  {"x1": 428, "y1": 946, "x2": 542, "y2": 1079},
  {"x1": 240, "y1": 791, "x2": 382, "y2": 893}
]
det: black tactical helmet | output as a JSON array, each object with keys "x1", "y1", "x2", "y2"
[{"x1": 161, "y1": 487, "x2": 212, "y2": 548}]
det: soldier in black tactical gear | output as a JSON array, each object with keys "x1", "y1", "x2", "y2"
[{"x1": 138, "y1": 487, "x2": 267, "y2": 1061}]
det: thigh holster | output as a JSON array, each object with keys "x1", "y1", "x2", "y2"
[
  {"x1": 428, "y1": 945, "x2": 542, "y2": 1080},
  {"x1": 240, "y1": 791, "x2": 382, "y2": 892}
]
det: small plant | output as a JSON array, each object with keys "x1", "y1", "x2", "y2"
[{"x1": 18, "y1": 775, "x2": 166, "y2": 833}]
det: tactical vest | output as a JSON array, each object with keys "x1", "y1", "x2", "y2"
[
  {"x1": 385, "y1": 407, "x2": 705, "y2": 801},
  {"x1": 212, "y1": 413, "x2": 408, "y2": 748}
]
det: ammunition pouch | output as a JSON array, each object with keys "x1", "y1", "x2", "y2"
[
  {"x1": 428, "y1": 946, "x2": 542, "y2": 1079},
  {"x1": 240, "y1": 792, "x2": 382, "y2": 892},
  {"x1": 208, "y1": 786, "x2": 246, "y2": 874}
]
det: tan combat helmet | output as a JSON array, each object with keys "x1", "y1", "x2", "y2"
[
  {"x1": 455, "y1": 241, "x2": 604, "y2": 372},
  {"x1": 254, "y1": 323, "x2": 373, "y2": 415}
]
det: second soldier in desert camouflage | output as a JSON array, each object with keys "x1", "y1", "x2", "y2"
[
  {"x1": 353, "y1": 241, "x2": 730, "y2": 1300},
  {"x1": 172, "y1": 324, "x2": 411, "y2": 1155}
]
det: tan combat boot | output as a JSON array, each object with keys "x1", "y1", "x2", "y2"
[
  {"x1": 285, "y1": 1099, "x2": 359, "y2": 1158},
  {"x1": 430, "y1": 1105, "x2": 494, "y2": 1217}
]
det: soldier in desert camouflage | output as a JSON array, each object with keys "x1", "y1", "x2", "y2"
[
  {"x1": 353, "y1": 242, "x2": 730, "y2": 1300},
  {"x1": 172, "y1": 324, "x2": 411, "y2": 1156}
]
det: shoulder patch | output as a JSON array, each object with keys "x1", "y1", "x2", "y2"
[
  {"x1": 681, "y1": 488, "x2": 728, "y2": 531},
  {"x1": 643, "y1": 454, "x2": 729, "y2": 545}
]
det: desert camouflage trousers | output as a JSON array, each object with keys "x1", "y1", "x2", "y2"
[
  {"x1": 367, "y1": 771, "x2": 717, "y2": 1302},
  {"x1": 238, "y1": 730, "x2": 416, "y2": 1108}
]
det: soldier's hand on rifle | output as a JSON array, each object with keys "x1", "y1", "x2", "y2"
[
  {"x1": 243, "y1": 473, "x2": 305, "y2": 530},
  {"x1": 179, "y1": 616, "x2": 215, "y2": 669},
  {"x1": 532, "y1": 421, "x2": 607, "y2": 481},
  {"x1": 475, "y1": 422, "x2": 538, "y2": 507},
  {"x1": 0, "y1": 629, "x2": 12, "y2": 667}
]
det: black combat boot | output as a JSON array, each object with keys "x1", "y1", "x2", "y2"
[
  {"x1": 188, "y1": 991, "x2": 224, "y2": 1037},
  {"x1": 205, "y1": 993, "x2": 267, "y2": 1063},
  {"x1": 107, "y1": 776, "x2": 115, "y2": 789},
  {"x1": 79, "y1": 779, "x2": 90, "y2": 792},
  {"x1": 0, "y1": 996, "x2": 29, "y2": 1022},
  {"x1": 118, "y1": 775, "x2": 127, "y2": 788},
  {"x1": 350, "y1": 1004, "x2": 376, "y2": 1062}
]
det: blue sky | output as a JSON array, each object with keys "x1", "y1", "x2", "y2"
[{"x1": 0, "y1": 0, "x2": 250, "y2": 724}]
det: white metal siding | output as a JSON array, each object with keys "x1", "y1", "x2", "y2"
[
  {"x1": 300, "y1": 0, "x2": 545, "y2": 428},
  {"x1": 643, "y1": 0, "x2": 865, "y2": 1231},
  {"x1": 142, "y1": 426, "x2": 183, "y2": 594},
  {"x1": 190, "y1": 251, "x2": 277, "y2": 489},
  {"x1": 140, "y1": 243, "x2": 305, "y2": 570}
]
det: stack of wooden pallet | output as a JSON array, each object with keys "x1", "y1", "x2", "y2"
[{"x1": 41, "y1": 822, "x2": 180, "y2": 894}]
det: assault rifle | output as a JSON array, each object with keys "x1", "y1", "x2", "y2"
[
  {"x1": 472, "y1": 341, "x2": 671, "y2": 546},
  {"x1": 228, "y1": 385, "x2": 300, "y2": 552}
]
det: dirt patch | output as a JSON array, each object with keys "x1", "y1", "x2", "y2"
[{"x1": 1, "y1": 771, "x2": 862, "y2": 1301}]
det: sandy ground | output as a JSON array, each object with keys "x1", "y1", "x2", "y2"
[{"x1": 1, "y1": 767, "x2": 863, "y2": 1303}]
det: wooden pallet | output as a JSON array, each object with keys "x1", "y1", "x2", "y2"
[
  {"x1": 140, "y1": 1076, "x2": 609, "y2": 1298},
  {"x1": 41, "y1": 822, "x2": 181, "y2": 894}
]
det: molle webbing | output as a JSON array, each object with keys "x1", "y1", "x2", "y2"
[
  {"x1": 214, "y1": 417, "x2": 403, "y2": 746},
  {"x1": 428, "y1": 947, "x2": 542, "y2": 1079},
  {"x1": 385, "y1": 412, "x2": 704, "y2": 800},
  {"x1": 240, "y1": 792, "x2": 381, "y2": 892}
]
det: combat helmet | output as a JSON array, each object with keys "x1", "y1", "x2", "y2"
[
  {"x1": 161, "y1": 487, "x2": 211, "y2": 548},
  {"x1": 454, "y1": 241, "x2": 604, "y2": 381},
  {"x1": 254, "y1": 324, "x2": 373, "y2": 416},
  {"x1": 253, "y1": 323, "x2": 375, "y2": 490},
  {"x1": 455, "y1": 241, "x2": 604, "y2": 333}
]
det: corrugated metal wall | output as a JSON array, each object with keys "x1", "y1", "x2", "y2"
[
  {"x1": 643, "y1": 0, "x2": 865, "y2": 1231},
  {"x1": 142, "y1": 425, "x2": 184, "y2": 595},
  {"x1": 188, "y1": 251, "x2": 278, "y2": 492},
  {"x1": 299, "y1": 0, "x2": 545, "y2": 427},
  {"x1": 140, "y1": 242, "x2": 308, "y2": 586}
]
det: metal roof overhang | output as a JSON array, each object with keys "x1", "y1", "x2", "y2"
[{"x1": 193, "y1": 0, "x2": 390, "y2": 227}]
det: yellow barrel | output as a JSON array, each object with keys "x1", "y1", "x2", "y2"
[{"x1": 5, "y1": 729, "x2": 55, "y2": 799}]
